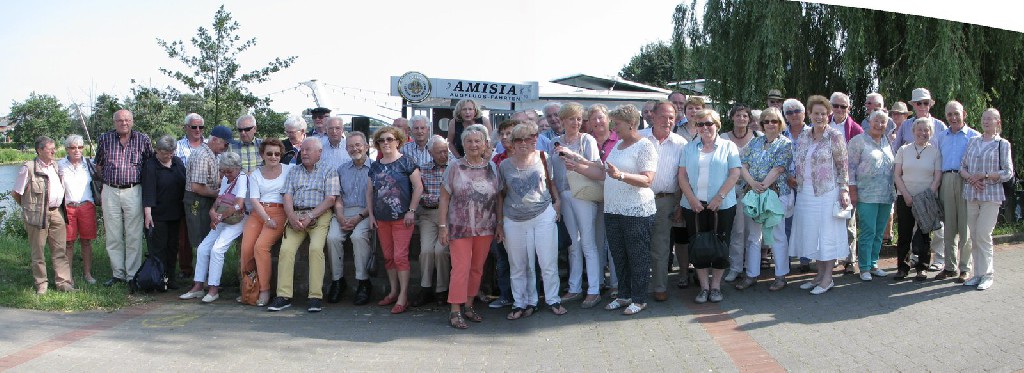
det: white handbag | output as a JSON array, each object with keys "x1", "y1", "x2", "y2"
[{"x1": 833, "y1": 200, "x2": 853, "y2": 219}]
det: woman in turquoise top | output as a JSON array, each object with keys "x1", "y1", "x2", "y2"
[
  {"x1": 848, "y1": 110, "x2": 896, "y2": 280},
  {"x1": 677, "y1": 109, "x2": 741, "y2": 304}
]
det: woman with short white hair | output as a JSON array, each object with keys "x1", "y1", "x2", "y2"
[{"x1": 58, "y1": 134, "x2": 98, "y2": 285}]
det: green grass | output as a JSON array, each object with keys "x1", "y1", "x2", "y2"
[
  {"x1": 0, "y1": 149, "x2": 36, "y2": 164},
  {"x1": 994, "y1": 221, "x2": 1024, "y2": 236}
]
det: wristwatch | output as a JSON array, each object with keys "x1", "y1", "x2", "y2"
[
  {"x1": 408, "y1": 208, "x2": 417, "y2": 213},
  {"x1": 618, "y1": 173, "x2": 626, "y2": 181},
  {"x1": 234, "y1": 204, "x2": 241, "y2": 210}
]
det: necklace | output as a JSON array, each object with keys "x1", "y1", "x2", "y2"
[
  {"x1": 731, "y1": 127, "x2": 749, "y2": 140},
  {"x1": 914, "y1": 144, "x2": 927, "y2": 159}
]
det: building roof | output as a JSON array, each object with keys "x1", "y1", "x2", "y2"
[{"x1": 550, "y1": 73, "x2": 672, "y2": 94}]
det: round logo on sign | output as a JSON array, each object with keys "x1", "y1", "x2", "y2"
[{"x1": 397, "y1": 71, "x2": 431, "y2": 103}]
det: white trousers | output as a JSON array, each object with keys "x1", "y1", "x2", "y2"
[
  {"x1": 505, "y1": 206, "x2": 561, "y2": 308},
  {"x1": 194, "y1": 216, "x2": 248, "y2": 286},
  {"x1": 561, "y1": 190, "x2": 601, "y2": 295}
]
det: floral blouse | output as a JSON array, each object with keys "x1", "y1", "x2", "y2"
[
  {"x1": 847, "y1": 133, "x2": 895, "y2": 204},
  {"x1": 793, "y1": 126, "x2": 849, "y2": 196},
  {"x1": 443, "y1": 158, "x2": 500, "y2": 240},
  {"x1": 369, "y1": 155, "x2": 419, "y2": 221},
  {"x1": 741, "y1": 135, "x2": 794, "y2": 196}
]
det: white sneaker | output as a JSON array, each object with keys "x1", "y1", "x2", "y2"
[
  {"x1": 860, "y1": 272, "x2": 872, "y2": 281},
  {"x1": 977, "y1": 276, "x2": 994, "y2": 290},
  {"x1": 963, "y1": 276, "x2": 981, "y2": 286},
  {"x1": 870, "y1": 268, "x2": 887, "y2": 277},
  {"x1": 724, "y1": 270, "x2": 740, "y2": 282},
  {"x1": 201, "y1": 293, "x2": 219, "y2": 303}
]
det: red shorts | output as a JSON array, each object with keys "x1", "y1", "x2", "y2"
[{"x1": 66, "y1": 201, "x2": 98, "y2": 240}]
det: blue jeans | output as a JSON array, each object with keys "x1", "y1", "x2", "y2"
[{"x1": 490, "y1": 240, "x2": 512, "y2": 302}]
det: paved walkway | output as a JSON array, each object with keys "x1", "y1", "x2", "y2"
[{"x1": 3, "y1": 244, "x2": 1024, "y2": 372}]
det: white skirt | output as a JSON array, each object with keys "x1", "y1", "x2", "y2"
[{"x1": 790, "y1": 184, "x2": 849, "y2": 261}]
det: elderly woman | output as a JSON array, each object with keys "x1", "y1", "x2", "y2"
[
  {"x1": 893, "y1": 118, "x2": 942, "y2": 280},
  {"x1": 439, "y1": 124, "x2": 500, "y2": 329},
  {"x1": 141, "y1": 135, "x2": 186, "y2": 290},
  {"x1": 562, "y1": 104, "x2": 655, "y2": 315},
  {"x1": 238, "y1": 138, "x2": 292, "y2": 306},
  {"x1": 57, "y1": 135, "x2": 99, "y2": 285},
  {"x1": 550, "y1": 102, "x2": 603, "y2": 308},
  {"x1": 585, "y1": 103, "x2": 619, "y2": 298},
  {"x1": 960, "y1": 108, "x2": 1013, "y2": 290},
  {"x1": 498, "y1": 122, "x2": 565, "y2": 319},
  {"x1": 677, "y1": 109, "x2": 741, "y2": 303},
  {"x1": 447, "y1": 99, "x2": 492, "y2": 159},
  {"x1": 782, "y1": 98, "x2": 814, "y2": 273},
  {"x1": 849, "y1": 110, "x2": 896, "y2": 281},
  {"x1": 720, "y1": 104, "x2": 761, "y2": 283},
  {"x1": 367, "y1": 127, "x2": 423, "y2": 314},
  {"x1": 281, "y1": 115, "x2": 306, "y2": 165},
  {"x1": 179, "y1": 152, "x2": 248, "y2": 302},
  {"x1": 735, "y1": 108, "x2": 793, "y2": 291},
  {"x1": 791, "y1": 95, "x2": 850, "y2": 294}
]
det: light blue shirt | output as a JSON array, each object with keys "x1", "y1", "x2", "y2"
[
  {"x1": 936, "y1": 125, "x2": 980, "y2": 172},
  {"x1": 892, "y1": 117, "x2": 947, "y2": 152},
  {"x1": 678, "y1": 136, "x2": 742, "y2": 210}
]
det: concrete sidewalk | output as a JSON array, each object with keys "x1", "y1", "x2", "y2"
[{"x1": 3, "y1": 244, "x2": 1024, "y2": 372}]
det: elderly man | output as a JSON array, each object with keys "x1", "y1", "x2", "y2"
[
  {"x1": 829, "y1": 92, "x2": 865, "y2": 143},
  {"x1": 642, "y1": 100, "x2": 657, "y2": 130},
  {"x1": 309, "y1": 107, "x2": 331, "y2": 140},
  {"x1": 326, "y1": 132, "x2": 374, "y2": 304},
  {"x1": 862, "y1": 93, "x2": 897, "y2": 137},
  {"x1": 58, "y1": 135, "x2": 97, "y2": 285},
  {"x1": 268, "y1": 138, "x2": 340, "y2": 313},
  {"x1": 888, "y1": 102, "x2": 910, "y2": 140},
  {"x1": 935, "y1": 101, "x2": 980, "y2": 283},
  {"x1": 392, "y1": 117, "x2": 411, "y2": 138},
  {"x1": 542, "y1": 102, "x2": 563, "y2": 137},
  {"x1": 766, "y1": 89, "x2": 784, "y2": 110},
  {"x1": 320, "y1": 116, "x2": 351, "y2": 171},
  {"x1": 176, "y1": 113, "x2": 206, "y2": 167},
  {"x1": 638, "y1": 101, "x2": 687, "y2": 301},
  {"x1": 282, "y1": 115, "x2": 307, "y2": 165},
  {"x1": 14, "y1": 136, "x2": 75, "y2": 294},
  {"x1": 95, "y1": 110, "x2": 154, "y2": 287},
  {"x1": 401, "y1": 115, "x2": 433, "y2": 167},
  {"x1": 183, "y1": 125, "x2": 233, "y2": 262},
  {"x1": 410, "y1": 135, "x2": 452, "y2": 307},
  {"x1": 231, "y1": 114, "x2": 261, "y2": 173}
]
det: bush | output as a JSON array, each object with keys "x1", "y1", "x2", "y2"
[{"x1": 0, "y1": 149, "x2": 35, "y2": 164}]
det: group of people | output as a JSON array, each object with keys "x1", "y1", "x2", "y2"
[{"x1": 15, "y1": 88, "x2": 1013, "y2": 329}]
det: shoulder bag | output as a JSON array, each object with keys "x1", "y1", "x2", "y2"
[{"x1": 213, "y1": 177, "x2": 245, "y2": 225}]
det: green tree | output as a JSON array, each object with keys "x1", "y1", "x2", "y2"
[
  {"x1": 620, "y1": 41, "x2": 676, "y2": 88},
  {"x1": 7, "y1": 93, "x2": 70, "y2": 146},
  {"x1": 126, "y1": 86, "x2": 186, "y2": 140},
  {"x1": 253, "y1": 106, "x2": 288, "y2": 140},
  {"x1": 156, "y1": 5, "x2": 297, "y2": 126}
]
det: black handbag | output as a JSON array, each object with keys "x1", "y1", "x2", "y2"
[
  {"x1": 85, "y1": 157, "x2": 102, "y2": 206},
  {"x1": 687, "y1": 210, "x2": 728, "y2": 267},
  {"x1": 998, "y1": 141, "x2": 1017, "y2": 199}
]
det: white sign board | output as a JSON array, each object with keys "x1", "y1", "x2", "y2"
[{"x1": 392, "y1": 72, "x2": 539, "y2": 103}]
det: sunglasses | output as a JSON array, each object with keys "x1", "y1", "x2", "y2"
[
  {"x1": 694, "y1": 121, "x2": 715, "y2": 127},
  {"x1": 784, "y1": 110, "x2": 803, "y2": 116},
  {"x1": 512, "y1": 134, "x2": 539, "y2": 144},
  {"x1": 376, "y1": 137, "x2": 397, "y2": 144},
  {"x1": 264, "y1": 152, "x2": 281, "y2": 157},
  {"x1": 913, "y1": 101, "x2": 930, "y2": 107},
  {"x1": 832, "y1": 104, "x2": 849, "y2": 110},
  {"x1": 237, "y1": 126, "x2": 256, "y2": 133},
  {"x1": 760, "y1": 119, "x2": 781, "y2": 125},
  {"x1": 188, "y1": 125, "x2": 205, "y2": 130}
]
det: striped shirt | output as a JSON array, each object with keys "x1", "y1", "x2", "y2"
[
  {"x1": 185, "y1": 144, "x2": 219, "y2": 192},
  {"x1": 319, "y1": 138, "x2": 352, "y2": 171},
  {"x1": 175, "y1": 137, "x2": 207, "y2": 168},
  {"x1": 420, "y1": 161, "x2": 445, "y2": 208},
  {"x1": 401, "y1": 141, "x2": 433, "y2": 167},
  {"x1": 283, "y1": 161, "x2": 340, "y2": 209},
  {"x1": 95, "y1": 130, "x2": 153, "y2": 186},
  {"x1": 961, "y1": 136, "x2": 1014, "y2": 202},
  {"x1": 337, "y1": 160, "x2": 371, "y2": 208},
  {"x1": 230, "y1": 139, "x2": 262, "y2": 173}
]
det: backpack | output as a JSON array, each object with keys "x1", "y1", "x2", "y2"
[{"x1": 131, "y1": 254, "x2": 168, "y2": 293}]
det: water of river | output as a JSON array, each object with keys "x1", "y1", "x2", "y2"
[{"x1": 0, "y1": 163, "x2": 20, "y2": 193}]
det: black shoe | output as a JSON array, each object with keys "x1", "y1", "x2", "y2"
[
  {"x1": 103, "y1": 278, "x2": 125, "y2": 287},
  {"x1": 267, "y1": 297, "x2": 292, "y2": 311},
  {"x1": 353, "y1": 280, "x2": 371, "y2": 305},
  {"x1": 435, "y1": 291, "x2": 448, "y2": 306},
  {"x1": 411, "y1": 286, "x2": 435, "y2": 307},
  {"x1": 307, "y1": 298, "x2": 323, "y2": 313},
  {"x1": 328, "y1": 279, "x2": 345, "y2": 303},
  {"x1": 166, "y1": 280, "x2": 181, "y2": 290}
]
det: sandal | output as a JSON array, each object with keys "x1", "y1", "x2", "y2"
[
  {"x1": 604, "y1": 298, "x2": 632, "y2": 310},
  {"x1": 464, "y1": 306, "x2": 482, "y2": 322},
  {"x1": 914, "y1": 271, "x2": 928, "y2": 281},
  {"x1": 507, "y1": 307, "x2": 526, "y2": 320},
  {"x1": 622, "y1": 302, "x2": 646, "y2": 315},
  {"x1": 523, "y1": 305, "x2": 537, "y2": 318},
  {"x1": 449, "y1": 311, "x2": 468, "y2": 329},
  {"x1": 378, "y1": 294, "x2": 397, "y2": 306},
  {"x1": 549, "y1": 302, "x2": 568, "y2": 316}
]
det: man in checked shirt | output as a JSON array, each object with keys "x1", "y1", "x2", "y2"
[{"x1": 410, "y1": 135, "x2": 451, "y2": 307}]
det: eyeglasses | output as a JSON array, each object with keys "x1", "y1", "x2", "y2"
[
  {"x1": 760, "y1": 119, "x2": 781, "y2": 125},
  {"x1": 694, "y1": 121, "x2": 715, "y2": 127},
  {"x1": 264, "y1": 152, "x2": 281, "y2": 157},
  {"x1": 512, "y1": 134, "x2": 538, "y2": 144},
  {"x1": 376, "y1": 137, "x2": 397, "y2": 144},
  {"x1": 783, "y1": 110, "x2": 803, "y2": 116},
  {"x1": 237, "y1": 126, "x2": 256, "y2": 133},
  {"x1": 913, "y1": 101, "x2": 930, "y2": 107},
  {"x1": 188, "y1": 125, "x2": 205, "y2": 130},
  {"x1": 67, "y1": 146, "x2": 84, "y2": 150},
  {"x1": 832, "y1": 104, "x2": 849, "y2": 110}
]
